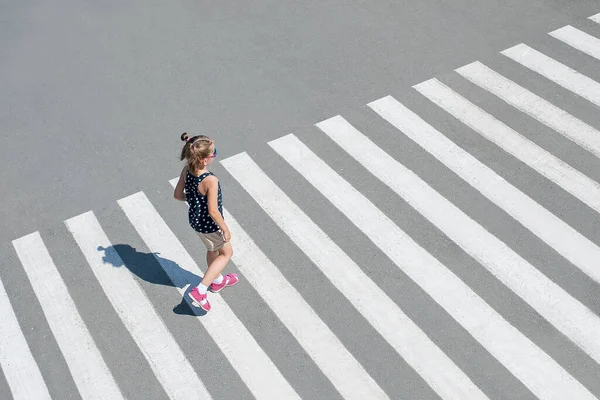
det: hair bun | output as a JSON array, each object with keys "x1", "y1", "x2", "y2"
[{"x1": 180, "y1": 132, "x2": 189, "y2": 142}]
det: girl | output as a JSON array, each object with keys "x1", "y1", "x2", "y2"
[{"x1": 174, "y1": 132, "x2": 238, "y2": 312}]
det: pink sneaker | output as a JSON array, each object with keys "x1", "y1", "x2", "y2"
[
  {"x1": 188, "y1": 287, "x2": 211, "y2": 312},
  {"x1": 210, "y1": 273, "x2": 240, "y2": 293}
]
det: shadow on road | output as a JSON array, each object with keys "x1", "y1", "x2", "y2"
[{"x1": 97, "y1": 244, "x2": 206, "y2": 316}]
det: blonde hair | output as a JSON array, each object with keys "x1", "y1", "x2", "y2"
[{"x1": 180, "y1": 132, "x2": 214, "y2": 172}]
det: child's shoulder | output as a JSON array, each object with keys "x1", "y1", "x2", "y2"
[{"x1": 203, "y1": 173, "x2": 218, "y2": 183}]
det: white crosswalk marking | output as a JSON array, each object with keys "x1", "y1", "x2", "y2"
[
  {"x1": 414, "y1": 78, "x2": 600, "y2": 215},
  {"x1": 12, "y1": 232, "x2": 123, "y2": 400},
  {"x1": 502, "y1": 43, "x2": 600, "y2": 107},
  {"x1": 456, "y1": 61, "x2": 600, "y2": 160},
  {"x1": 221, "y1": 153, "x2": 489, "y2": 400},
  {"x1": 374, "y1": 90, "x2": 600, "y2": 285},
  {"x1": 224, "y1": 209, "x2": 388, "y2": 400},
  {"x1": 170, "y1": 177, "x2": 389, "y2": 399},
  {"x1": 353, "y1": 101, "x2": 600, "y2": 380},
  {"x1": 550, "y1": 25, "x2": 600, "y2": 61},
  {"x1": 0, "y1": 276, "x2": 51, "y2": 400},
  {"x1": 6, "y1": 13, "x2": 600, "y2": 400},
  {"x1": 65, "y1": 212, "x2": 212, "y2": 400},
  {"x1": 169, "y1": 177, "x2": 386, "y2": 399},
  {"x1": 118, "y1": 192, "x2": 301, "y2": 400},
  {"x1": 271, "y1": 130, "x2": 597, "y2": 400}
]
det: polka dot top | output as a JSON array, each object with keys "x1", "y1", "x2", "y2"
[{"x1": 185, "y1": 170, "x2": 223, "y2": 234}]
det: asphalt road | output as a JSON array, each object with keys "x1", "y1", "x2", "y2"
[
  {"x1": 1, "y1": 0, "x2": 598, "y2": 239},
  {"x1": 2, "y1": 1, "x2": 600, "y2": 399}
]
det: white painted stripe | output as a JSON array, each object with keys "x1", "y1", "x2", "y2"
[
  {"x1": 221, "y1": 153, "x2": 488, "y2": 400},
  {"x1": 272, "y1": 131, "x2": 596, "y2": 400},
  {"x1": 65, "y1": 212, "x2": 211, "y2": 400},
  {"x1": 12, "y1": 233, "x2": 123, "y2": 400},
  {"x1": 118, "y1": 192, "x2": 300, "y2": 400},
  {"x1": 372, "y1": 93, "x2": 600, "y2": 353},
  {"x1": 168, "y1": 179, "x2": 382, "y2": 400},
  {"x1": 414, "y1": 78, "x2": 600, "y2": 216},
  {"x1": 590, "y1": 13, "x2": 600, "y2": 24},
  {"x1": 368, "y1": 98, "x2": 600, "y2": 384},
  {"x1": 502, "y1": 43, "x2": 600, "y2": 107},
  {"x1": 456, "y1": 61, "x2": 600, "y2": 160},
  {"x1": 227, "y1": 210, "x2": 387, "y2": 399},
  {"x1": 402, "y1": 79, "x2": 600, "y2": 284},
  {"x1": 0, "y1": 276, "x2": 51, "y2": 400},
  {"x1": 550, "y1": 25, "x2": 600, "y2": 61}
]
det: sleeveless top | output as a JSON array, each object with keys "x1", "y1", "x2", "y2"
[{"x1": 185, "y1": 170, "x2": 223, "y2": 233}]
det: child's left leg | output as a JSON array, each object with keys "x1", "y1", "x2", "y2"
[
  {"x1": 188, "y1": 244, "x2": 237, "y2": 311},
  {"x1": 200, "y1": 243, "x2": 233, "y2": 287},
  {"x1": 204, "y1": 249, "x2": 225, "y2": 286}
]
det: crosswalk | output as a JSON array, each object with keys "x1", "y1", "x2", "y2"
[{"x1": 3, "y1": 11, "x2": 600, "y2": 400}]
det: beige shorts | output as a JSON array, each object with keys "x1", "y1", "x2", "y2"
[{"x1": 197, "y1": 230, "x2": 227, "y2": 252}]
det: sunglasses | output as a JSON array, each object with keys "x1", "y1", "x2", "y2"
[{"x1": 208, "y1": 148, "x2": 218, "y2": 158}]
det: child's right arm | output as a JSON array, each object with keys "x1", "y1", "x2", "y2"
[{"x1": 173, "y1": 166, "x2": 187, "y2": 201}]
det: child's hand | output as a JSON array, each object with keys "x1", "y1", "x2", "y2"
[{"x1": 222, "y1": 228, "x2": 231, "y2": 242}]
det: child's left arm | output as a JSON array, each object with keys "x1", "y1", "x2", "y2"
[
  {"x1": 205, "y1": 177, "x2": 231, "y2": 242},
  {"x1": 173, "y1": 166, "x2": 187, "y2": 201}
]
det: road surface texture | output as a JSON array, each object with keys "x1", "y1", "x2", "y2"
[{"x1": 2, "y1": 1, "x2": 600, "y2": 399}]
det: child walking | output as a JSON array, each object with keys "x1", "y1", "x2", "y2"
[{"x1": 174, "y1": 132, "x2": 238, "y2": 312}]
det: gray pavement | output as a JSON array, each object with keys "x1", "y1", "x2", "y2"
[
  {"x1": 2, "y1": 1, "x2": 600, "y2": 399},
  {"x1": 1, "y1": 0, "x2": 599, "y2": 240}
]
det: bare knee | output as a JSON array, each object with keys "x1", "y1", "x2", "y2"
[{"x1": 219, "y1": 243, "x2": 233, "y2": 259}]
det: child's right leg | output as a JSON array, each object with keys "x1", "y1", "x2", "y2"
[{"x1": 206, "y1": 249, "x2": 219, "y2": 269}]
